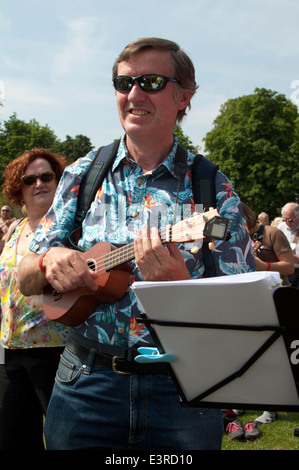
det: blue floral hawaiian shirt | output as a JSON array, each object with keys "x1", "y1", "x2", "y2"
[{"x1": 30, "y1": 134, "x2": 255, "y2": 349}]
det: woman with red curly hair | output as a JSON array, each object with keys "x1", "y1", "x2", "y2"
[{"x1": 0, "y1": 148, "x2": 69, "y2": 450}]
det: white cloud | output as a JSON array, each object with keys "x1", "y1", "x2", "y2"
[
  {"x1": 52, "y1": 16, "x2": 104, "y2": 78},
  {"x1": 3, "y1": 79, "x2": 61, "y2": 108}
]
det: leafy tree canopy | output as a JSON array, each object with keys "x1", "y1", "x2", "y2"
[
  {"x1": 53, "y1": 134, "x2": 94, "y2": 164},
  {"x1": 204, "y1": 88, "x2": 299, "y2": 219},
  {"x1": 0, "y1": 113, "x2": 94, "y2": 212},
  {"x1": 0, "y1": 113, "x2": 58, "y2": 172},
  {"x1": 0, "y1": 113, "x2": 94, "y2": 188}
]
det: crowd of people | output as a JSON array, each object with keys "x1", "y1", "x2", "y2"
[
  {"x1": 223, "y1": 202, "x2": 299, "y2": 441},
  {"x1": 0, "y1": 36, "x2": 298, "y2": 450},
  {"x1": 247, "y1": 203, "x2": 298, "y2": 288}
]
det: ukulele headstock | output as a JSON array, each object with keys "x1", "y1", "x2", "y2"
[{"x1": 171, "y1": 208, "x2": 229, "y2": 245}]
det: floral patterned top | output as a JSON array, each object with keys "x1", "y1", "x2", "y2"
[
  {"x1": 0, "y1": 218, "x2": 69, "y2": 349},
  {"x1": 30, "y1": 135, "x2": 255, "y2": 349}
]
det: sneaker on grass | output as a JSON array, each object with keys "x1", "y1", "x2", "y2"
[
  {"x1": 244, "y1": 421, "x2": 261, "y2": 440},
  {"x1": 255, "y1": 411, "x2": 278, "y2": 425},
  {"x1": 226, "y1": 419, "x2": 245, "y2": 440}
]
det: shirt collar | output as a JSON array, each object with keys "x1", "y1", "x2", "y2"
[
  {"x1": 284, "y1": 222, "x2": 299, "y2": 233},
  {"x1": 112, "y1": 134, "x2": 180, "y2": 178}
]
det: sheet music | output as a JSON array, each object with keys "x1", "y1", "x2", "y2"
[{"x1": 132, "y1": 272, "x2": 299, "y2": 406}]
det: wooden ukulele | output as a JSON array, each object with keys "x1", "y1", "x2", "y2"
[{"x1": 43, "y1": 209, "x2": 229, "y2": 326}]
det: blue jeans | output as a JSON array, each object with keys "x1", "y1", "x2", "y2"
[{"x1": 44, "y1": 347, "x2": 223, "y2": 450}]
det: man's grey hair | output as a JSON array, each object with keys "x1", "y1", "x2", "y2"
[{"x1": 281, "y1": 202, "x2": 299, "y2": 218}]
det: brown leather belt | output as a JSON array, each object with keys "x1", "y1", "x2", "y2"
[{"x1": 66, "y1": 336, "x2": 170, "y2": 375}]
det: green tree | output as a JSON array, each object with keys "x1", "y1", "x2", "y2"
[
  {"x1": 0, "y1": 114, "x2": 94, "y2": 190},
  {"x1": 54, "y1": 134, "x2": 94, "y2": 164},
  {"x1": 204, "y1": 88, "x2": 299, "y2": 219},
  {"x1": 0, "y1": 113, "x2": 59, "y2": 186}
]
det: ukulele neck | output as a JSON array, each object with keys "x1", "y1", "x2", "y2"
[
  {"x1": 104, "y1": 226, "x2": 172, "y2": 271},
  {"x1": 104, "y1": 208, "x2": 221, "y2": 271}
]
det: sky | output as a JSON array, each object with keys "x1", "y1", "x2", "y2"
[{"x1": 0, "y1": 0, "x2": 298, "y2": 153}]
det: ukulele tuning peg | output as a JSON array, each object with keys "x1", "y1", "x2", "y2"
[{"x1": 191, "y1": 240, "x2": 202, "y2": 254}]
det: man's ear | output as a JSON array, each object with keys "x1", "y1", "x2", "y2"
[{"x1": 177, "y1": 90, "x2": 193, "y2": 111}]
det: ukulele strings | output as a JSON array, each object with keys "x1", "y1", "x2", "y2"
[
  {"x1": 86, "y1": 226, "x2": 170, "y2": 275},
  {"x1": 86, "y1": 215, "x2": 202, "y2": 276}
]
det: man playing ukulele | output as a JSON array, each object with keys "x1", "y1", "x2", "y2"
[{"x1": 18, "y1": 37, "x2": 254, "y2": 450}]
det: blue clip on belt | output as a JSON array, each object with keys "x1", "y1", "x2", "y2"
[{"x1": 135, "y1": 347, "x2": 176, "y2": 364}]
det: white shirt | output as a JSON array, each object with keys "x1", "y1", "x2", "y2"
[{"x1": 278, "y1": 222, "x2": 299, "y2": 268}]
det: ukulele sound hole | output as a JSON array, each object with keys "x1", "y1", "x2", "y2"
[{"x1": 87, "y1": 259, "x2": 96, "y2": 271}]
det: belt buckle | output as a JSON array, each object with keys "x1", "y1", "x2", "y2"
[{"x1": 112, "y1": 356, "x2": 131, "y2": 375}]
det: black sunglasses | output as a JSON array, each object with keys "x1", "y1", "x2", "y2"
[
  {"x1": 113, "y1": 74, "x2": 180, "y2": 93},
  {"x1": 282, "y1": 218, "x2": 296, "y2": 223},
  {"x1": 22, "y1": 170, "x2": 56, "y2": 186}
]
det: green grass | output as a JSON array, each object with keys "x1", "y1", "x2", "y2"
[{"x1": 222, "y1": 411, "x2": 299, "y2": 450}]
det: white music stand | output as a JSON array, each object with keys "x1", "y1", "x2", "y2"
[{"x1": 132, "y1": 272, "x2": 299, "y2": 411}]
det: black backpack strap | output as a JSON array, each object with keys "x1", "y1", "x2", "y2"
[
  {"x1": 191, "y1": 154, "x2": 219, "y2": 212},
  {"x1": 173, "y1": 144, "x2": 188, "y2": 177},
  {"x1": 191, "y1": 154, "x2": 219, "y2": 277},
  {"x1": 69, "y1": 140, "x2": 120, "y2": 247},
  {"x1": 74, "y1": 140, "x2": 120, "y2": 231}
]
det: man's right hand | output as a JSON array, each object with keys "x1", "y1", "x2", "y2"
[
  {"x1": 41, "y1": 247, "x2": 99, "y2": 293},
  {"x1": 17, "y1": 247, "x2": 99, "y2": 296}
]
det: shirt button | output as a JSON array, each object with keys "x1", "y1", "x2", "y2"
[
  {"x1": 118, "y1": 327, "x2": 125, "y2": 334},
  {"x1": 132, "y1": 212, "x2": 139, "y2": 218},
  {"x1": 137, "y1": 177, "x2": 144, "y2": 185}
]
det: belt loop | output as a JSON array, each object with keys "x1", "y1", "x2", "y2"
[
  {"x1": 82, "y1": 348, "x2": 96, "y2": 374},
  {"x1": 126, "y1": 348, "x2": 135, "y2": 361}
]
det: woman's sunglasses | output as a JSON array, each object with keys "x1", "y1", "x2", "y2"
[
  {"x1": 113, "y1": 74, "x2": 180, "y2": 93},
  {"x1": 22, "y1": 170, "x2": 56, "y2": 186}
]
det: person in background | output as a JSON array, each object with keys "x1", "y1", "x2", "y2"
[
  {"x1": 17, "y1": 37, "x2": 255, "y2": 451},
  {"x1": 258, "y1": 212, "x2": 270, "y2": 225},
  {"x1": 0, "y1": 148, "x2": 69, "y2": 450},
  {"x1": 278, "y1": 202, "x2": 299, "y2": 289},
  {"x1": 0, "y1": 205, "x2": 16, "y2": 253},
  {"x1": 241, "y1": 202, "x2": 294, "y2": 426},
  {"x1": 271, "y1": 217, "x2": 283, "y2": 227},
  {"x1": 243, "y1": 203, "x2": 294, "y2": 286}
]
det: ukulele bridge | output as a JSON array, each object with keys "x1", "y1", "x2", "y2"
[{"x1": 52, "y1": 290, "x2": 62, "y2": 301}]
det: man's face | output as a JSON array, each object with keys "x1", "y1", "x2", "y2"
[
  {"x1": 282, "y1": 207, "x2": 299, "y2": 230},
  {"x1": 115, "y1": 49, "x2": 191, "y2": 146},
  {"x1": 1, "y1": 207, "x2": 11, "y2": 220}
]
